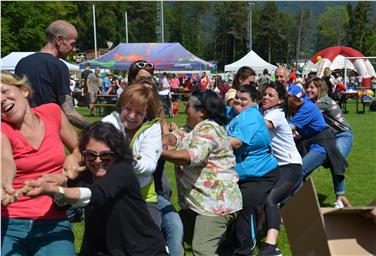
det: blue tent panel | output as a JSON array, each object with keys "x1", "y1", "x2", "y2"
[{"x1": 79, "y1": 43, "x2": 216, "y2": 71}]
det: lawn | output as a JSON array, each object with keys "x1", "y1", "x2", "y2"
[{"x1": 72, "y1": 99, "x2": 376, "y2": 255}]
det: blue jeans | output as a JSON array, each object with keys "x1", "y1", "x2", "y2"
[
  {"x1": 158, "y1": 195, "x2": 183, "y2": 256},
  {"x1": 1, "y1": 218, "x2": 75, "y2": 256},
  {"x1": 301, "y1": 146, "x2": 347, "y2": 196},
  {"x1": 331, "y1": 130, "x2": 353, "y2": 195}
]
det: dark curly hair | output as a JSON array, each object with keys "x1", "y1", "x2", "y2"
[
  {"x1": 79, "y1": 122, "x2": 133, "y2": 164},
  {"x1": 262, "y1": 81, "x2": 288, "y2": 112},
  {"x1": 190, "y1": 90, "x2": 229, "y2": 126}
]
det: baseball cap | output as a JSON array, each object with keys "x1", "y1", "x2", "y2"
[{"x1": 225, "y1": 88, "x2": 237, "y2": 103}]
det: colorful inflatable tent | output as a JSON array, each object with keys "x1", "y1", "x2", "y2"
[
  {"x1": 303, "y1": 46, "x2": 376, "y2": 88},
  {"x1": 79, "y1": 43, "x2": 216, "y2": 72}
]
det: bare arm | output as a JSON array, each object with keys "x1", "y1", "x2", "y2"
[
  {"x1": 1, "y1": 133, "x2": 17, "y2": 205},
  {"x1": 162, "y1": 149, "x2": 191, "y2": 166},
  {"x1": 59, "y1": 110, "x2": 82, "y2": 179},
  {"x1": 87, "y1": 78, "x2": 91, "y2": 94},
  {"x1": 228, "y1": 136, "x2": 243, "y2": 149},
  {"x1": 59, "y1": 94, "x2": 90, "y2": 129},
  {"x1": 25, "y1": 179, "x2": 81, "y2": 205},
  {"x1": 264, "y1": 119, "x2": 274, "y2": 130},
  {"x1": 106, "y1": 86, "x2": 113, "y2": 95}
]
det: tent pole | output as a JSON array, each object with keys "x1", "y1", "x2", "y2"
[
  {"x1": 93, "y1": 5, "x2": 98, "y2": 59},
  {"x1": 161, "y1": 1, "x2": 164, "y2": 43},
  {"x1": 344, "y1": 57, "x2": 347, "y2": 88},
  {"x1": 125, "y1": 12, "x2": 129, "y2": 43}
]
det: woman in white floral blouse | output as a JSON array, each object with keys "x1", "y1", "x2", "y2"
[{"x1": 162, "y1": 90, "x2": 242, "y2": 256}]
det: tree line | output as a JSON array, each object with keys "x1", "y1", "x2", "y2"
[{"x1": 2, "y1": 1, "x2": 375, "y2": 71}]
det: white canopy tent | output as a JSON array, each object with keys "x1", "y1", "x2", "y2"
[
  {"x1": 0, "y1": 52, "x2": 79, "y2": 71},
  {"x1": 224, "y1": 50, "x2": 278, "y2": 74}
]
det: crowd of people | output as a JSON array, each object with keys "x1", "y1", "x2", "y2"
[{"x1": 2, "y1": 19, "x2": 376, "y2": 256}]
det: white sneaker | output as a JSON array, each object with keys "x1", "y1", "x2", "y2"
[{"x1": 334, "y1": 200, "x2": 344, "y2": 208}]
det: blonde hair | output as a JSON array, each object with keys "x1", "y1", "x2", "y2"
[
  {"x1": 117, "y1": 83, "x2": 163, "y2": 121},
  {"x1": 305, "y1": 77, "x2": 328, "y2": 100},
  {"x1": 1, "y1": 71, "x2": 33, "y2": 100}
]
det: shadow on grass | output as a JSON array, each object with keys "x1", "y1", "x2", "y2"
[{"x1": 317, "y1": 193, "x2": 331, "y2": 207}]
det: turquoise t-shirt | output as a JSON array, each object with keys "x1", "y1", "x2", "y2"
[{"x1": 227, "y1": 105, "x2": 278, "y2": 180}]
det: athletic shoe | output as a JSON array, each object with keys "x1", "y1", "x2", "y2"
[
  {"x1": 258, "y1": 243, "x2": 282, "y2": 256},
  {"x1": 334, "y1": 200, "x2": 344, "y2": 208}
]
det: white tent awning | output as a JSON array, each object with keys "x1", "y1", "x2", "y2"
[
  {"x1": 225, "y1": 50, "x2": 278, "y2": 74},
  {"x1": 0, "y1": 52, "x2": 79, "y2": 71}
]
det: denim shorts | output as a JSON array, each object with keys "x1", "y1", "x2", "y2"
[{"x1": 1, "y1": 218, "x2": 75, "y2": 256}]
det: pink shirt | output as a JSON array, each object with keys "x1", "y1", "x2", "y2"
[
  {"x1": 171, "y1": 77, "x2": 180, "y2": 89},
  {"x1": 1, "y1": 103, "x2": 66, "y2": 219}
]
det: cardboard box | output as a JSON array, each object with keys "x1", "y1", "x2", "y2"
[{"x1": 281, "y1": 177, "x2": 376, "y2": 255}]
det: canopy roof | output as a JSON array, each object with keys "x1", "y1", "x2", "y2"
[
  {"x1": 0, "y1": 52, "x2": 79, "y2": 71},
  {"x1": 303, "y1": 54, "x2": 356, "y2": 75},
  {"x1": 80, "y1": 42, "x2": 216, "y2": 71},
  {"x1": 224, "y1": 50, "x2": 277, "y2": 74}
]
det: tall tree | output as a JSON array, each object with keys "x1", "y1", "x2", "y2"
[
  {"x1": 344, "y1": 3, "x2": 354, "y2": 46},
  {"x1": 256, "y1": 2, "x2": 283, "y2": 63},
  {"x1": 364, "y1": 15, "x2": 376, "y2": 56},
  {"x1": 318, "y1": 6, "x2": 349, "y2": 48},
  {"x1": 164, "y1": 2, "x2": 207, "y2": 55},
  {"x1": 352, "y1": 1, "x2": 371, "y2": 53},
  {"x1": 212, "y1": 2, "x2": 248, "y2": 69},
  {"x1": 1, "y1": 1, "x2": 77, "y2": 56}
]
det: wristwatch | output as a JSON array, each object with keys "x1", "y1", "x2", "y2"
[{"x1": 53, "y1": 186, "x2": 65, "y2": 202}]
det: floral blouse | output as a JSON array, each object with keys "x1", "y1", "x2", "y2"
[{"x1": 171, "y1": 119, "x2": 242, "y2": 216}]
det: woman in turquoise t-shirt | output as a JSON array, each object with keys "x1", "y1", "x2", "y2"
[{"x1": 227, "y1": 84, "x2": 278, "y2": 256}]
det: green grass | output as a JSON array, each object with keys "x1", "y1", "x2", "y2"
[{"x1": 72, "y1": 100, "x2": 376, "y2": 255}]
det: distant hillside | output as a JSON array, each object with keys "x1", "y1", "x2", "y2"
[{"x1": 257, "y1": 1, "x2": 375, "y2": 16}]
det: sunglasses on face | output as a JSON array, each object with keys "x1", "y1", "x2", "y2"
[
  {"x1": 136, "y1": 62, "x2": 154, "y2": 69},
  {"x1": 83, "y1": 150, "x2": 114, "y2": 161}
]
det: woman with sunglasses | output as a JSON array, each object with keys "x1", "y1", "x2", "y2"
[
  {"x1": 101, "y1": 83, "x2": 165, "y2": 228},
  {"x1": 128, "y1": 59, "x2": 155, "y2": 84},
  {"x1": 304, "y1": 77, "x2": 353, "y2": 208},
  {"x1": 1, "y1": 71, "x2": 80, "y2": 255},
  {"x1": 162, "y1": 90, "x2": 242, "y2": 255},
  {"x1": 25, "y1": 122, "x2": 168, "y2": 255}
]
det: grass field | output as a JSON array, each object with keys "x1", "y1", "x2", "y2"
[{"x1": 72, "y1": 99, "x2": 376, "y2": 255}]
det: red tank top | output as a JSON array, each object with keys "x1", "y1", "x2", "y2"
[{"x1": 1, "y1": 103, "x2": 66, "y2": 219}]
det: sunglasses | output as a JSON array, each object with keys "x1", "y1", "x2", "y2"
[
  {"x1": 136, "y1": 62, "x2": 154, "y2": 69},
  {"x1": 83, "y1": 150, "x2": 114, "y2": 161}
]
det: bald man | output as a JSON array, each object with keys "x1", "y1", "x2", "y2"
[
  {"x1": 16, "y1": 20, "x2": 89, "y2": 128},
  {"x1": 275, "y1": 66, "x2": 304, "y2": 99}
]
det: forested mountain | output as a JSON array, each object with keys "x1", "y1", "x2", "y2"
[{"x1": 2, "y1": 1, "x2": 375, "y2": 70}]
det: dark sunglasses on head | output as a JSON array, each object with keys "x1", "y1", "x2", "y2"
[
  {"x1": 83, "y1": 150, "x2": 114, "y2": 161},
  {"x1": 136, "y1": 62, "x2": 154, "y2": 69}
]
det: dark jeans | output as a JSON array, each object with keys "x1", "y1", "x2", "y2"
[{"x1": 233, "y1": 169, "x2": 278, "y2": 256}]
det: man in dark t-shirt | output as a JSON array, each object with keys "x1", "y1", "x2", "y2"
[
  {"x1": 16, "y1": 52, "x2": 71, "y2": 106},
  {"x1": 80, "y1": 63, "x2": 92, "y2": 106},
  {"x1": 15, "y1": 20, "x2": 89, "y2": 128}
]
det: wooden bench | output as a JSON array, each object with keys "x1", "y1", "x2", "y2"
[
  {"x1": 357, "y1": 99, "x2": 372, "y2": 114},
  {"x1": 92, "y1": 103, "x2": 117, "y2": 116},
  {"x1": 171, "y1": 92, "x2": 191, "y2": 102}
]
